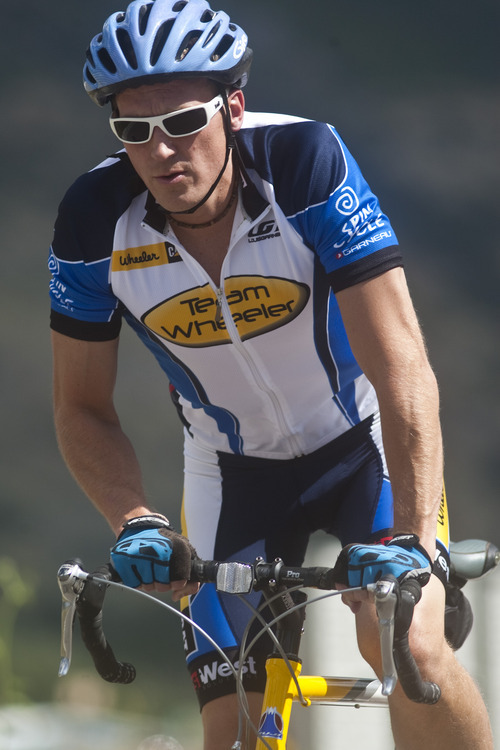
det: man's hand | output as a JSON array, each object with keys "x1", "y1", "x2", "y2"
[
  {"x1": 111, "y1": 515, "x2": 199, "y2": 600},
  {"x1": 333, "y1": 533, "x2": 433, "y2": 588}
]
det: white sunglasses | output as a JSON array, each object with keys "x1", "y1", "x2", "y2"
[{"x1": 110, "y1": 94, "x2": 224, "y2": 144}]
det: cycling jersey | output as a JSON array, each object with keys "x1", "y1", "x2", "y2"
[{"x1": 49, "y1": 111, "x2": 401, "y2": 459}]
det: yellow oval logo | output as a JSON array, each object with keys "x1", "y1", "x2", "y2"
[{"x1": 142, "y1": 275, "x2": 310, "y2": 348}]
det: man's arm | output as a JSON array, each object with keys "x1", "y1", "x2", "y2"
[
  {"x1": 336, "y1": 266, "x2": 443, "y2": 557},
  {"x1": 51, "y1": 330, "x2": 151, "y2": 536},
  {"x1": 52, "y1": 330, "x2": 198, "y2": 598}
]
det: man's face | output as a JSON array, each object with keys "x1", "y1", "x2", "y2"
[{"x1": 115, "y1": 78, "x2": 243, "y2": 217}]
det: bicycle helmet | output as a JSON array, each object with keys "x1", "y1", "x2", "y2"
[{"x1": 84, "y1": 0, "x2": 252, "y2": 106}]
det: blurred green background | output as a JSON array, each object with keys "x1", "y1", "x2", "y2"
[{"x1": 1, "y1": 0, "x2": 498, "y2": 746}]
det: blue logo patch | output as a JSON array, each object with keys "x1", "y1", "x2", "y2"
[{"x1": 258, "y1": 708, "x2": 284, "y2": 739}]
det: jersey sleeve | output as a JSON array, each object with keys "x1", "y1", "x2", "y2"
[
  {"x1": 238, "y1": 118, "x2": 402, "y2": 293},
  {"x1": 48, "y1": 237, "x2": 122, "y2": 342},
  {"x1": 48, "y1": 158, "x2": 136, "y2": 341},
  {"x1": 287, "y1": 124, "x2": 402, "y2": 292}
]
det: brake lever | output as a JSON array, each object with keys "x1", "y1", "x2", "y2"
[
  {"x1": 56, "y1": 561, "x2": 89, "y2": 677},
  {"x1": 370, "y1": 578, "x2": 398, "y2": 696}
]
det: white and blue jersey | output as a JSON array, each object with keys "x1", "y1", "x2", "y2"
[{"x1": 49, "y1": 110, "x2": 401, "y2": 459}]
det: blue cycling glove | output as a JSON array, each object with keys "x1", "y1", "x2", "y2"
[
  {"x1": 333, "y1": 533, "x2": 433, "y2": 588},
  {"x1": 111, "y1": 514, "x2": 197, "y2": 588}
]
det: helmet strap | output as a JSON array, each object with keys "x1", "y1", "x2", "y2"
[{"x1": 168, "y1": 174, "x2": 238, "y2": 230}]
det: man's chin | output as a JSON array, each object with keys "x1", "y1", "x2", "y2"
[{"x1": 149, "y1": 187, "x2": 199, "y2": 216}]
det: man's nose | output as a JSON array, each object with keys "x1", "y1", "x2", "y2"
[{"x1": 149, "y1": 126, "x2": 177, "y2": 158}]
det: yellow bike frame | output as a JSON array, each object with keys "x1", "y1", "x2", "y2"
[{"x1": 256, "y1": 657, "x2": 386, "y2": 748}]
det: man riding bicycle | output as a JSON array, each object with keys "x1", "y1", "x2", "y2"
[{"x1": 49, "y1": 1, "x2": 493, "y2": 747}]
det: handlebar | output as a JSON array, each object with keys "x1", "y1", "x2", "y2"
[
  {"x1": 388, "y1": 578, "x2": 441, "y2": 704},
  {"x1": 449, "y1": 538, "x2": 500, "y2": 584},
  {"x1": 58, "y1": 560, "x2": 136, "y2": 685},
  {"x1": 193, "y1": 558, "x2": 441, "y2": 704},
  {"x1": 57, "y1": 557, "x2": 442, "y2": 705}
]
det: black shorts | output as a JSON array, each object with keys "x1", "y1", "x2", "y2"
[{"x1": 179, "y1": 414, "x2": 448, "y2": 708}]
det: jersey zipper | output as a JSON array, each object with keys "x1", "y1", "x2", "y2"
[
  {"x1": 215, "y1": 287, "x2": 224, "y2": 325},
  {"x1": 214, "y1": 279, "x2": 303, "y2": 457}
]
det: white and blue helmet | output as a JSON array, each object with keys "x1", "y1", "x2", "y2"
[{"x1": 84, "y1": 0, "x2": 252, "y2": 106}]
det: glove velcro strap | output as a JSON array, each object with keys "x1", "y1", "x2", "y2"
[
  {"x1": 117, "y1": 514, "x2": 174, "y2": 541},
  {"x1": 387, "y1": 533, "x2": 433, "y2": 567}
]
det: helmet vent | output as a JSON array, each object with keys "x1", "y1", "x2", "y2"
[
  {"x1": 211, "y1": 34, "x2": 233, "y2": 62},
  {"x1": 116, "y1": 28, "x2": 138, "y2": 69},
  {"x1": 203, "y1": 20, "x2": 221, "y2": 47},
  {"x1": 200, "y1": 10, "x2": 216, "y2": 23},
  {"x1": 116, "y1": 12, "x2": 126, "y2": 22},
  {"x1": 150, "y1": 19, "x2": 175, "y2": 66},
  {"x1": 97, "y1": 48, "x2": 118, "y2": 74},
  {"x1": 84, "y1": 65, "x2": 96, "y2": 85},
  {"x1": 138, "y1": 3, "x2": 154, "y2": 35},
  {"x1": 172, "y1": 1, "x2": 188, "y2": 11},
  {"x1": 176, "y1": 31, "x2": 202, "y2": 61},
  {"x1": 85, "y1": 47, "x2": 95, "y2": 67}
]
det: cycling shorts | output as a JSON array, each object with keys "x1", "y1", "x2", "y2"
[{"x1": 179, "y1": 413, "x2": 449, "y2": 708}]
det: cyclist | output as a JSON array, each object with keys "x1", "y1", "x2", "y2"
[{"x1": 48, "y1": 1, "x2": 493, "y2": 748}]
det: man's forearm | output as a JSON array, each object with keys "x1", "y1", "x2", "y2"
[
  {"x1": 55, "y1": 405, "x2": 152, "y2": 536},
  {"x1": 377, "y1": 360, "x2": 443, "y2": 556},
  {"x1": 336, "y1": 269, "x2": 445, "y2": 558}
]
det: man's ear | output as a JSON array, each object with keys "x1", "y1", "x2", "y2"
[{"x1": 227, "y1": 89, "x2": 245, "y2": 133}]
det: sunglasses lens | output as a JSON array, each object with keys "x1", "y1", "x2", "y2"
[
  {"x1": 113, "y1": 120, "x2": 151, "y2": 143},
  {"x1": 164, "y1": 107, "x2": 208, "y2": 137}
]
